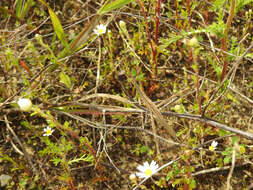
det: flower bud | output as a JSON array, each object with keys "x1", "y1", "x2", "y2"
[
  {"x1": 129, "y1": 173, "x2": 136, "y2": 180},
  {"x1": 17, "y1": 98, "x2": 32, "y2": 112},
  {"x1": 188, "y1": 36, "x2": 199, "y2": 47},
  {"x1": 119, "y1": 20, "x2": 126, "y2": 29},
  {"x1": 174, "y1": 105, "x2": 181, "y2": 112}
]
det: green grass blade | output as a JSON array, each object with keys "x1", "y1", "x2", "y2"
[
  {"x1": 20, "y1": 0, "x2": 33, "y2": 20},
  {"x1": 48, "y1": 8, "x2": 69, "y2": 47},
  {"x1": 38, "y1": 0, "x2": 69, "y2": 48},
  {"x1": 15, "y1": 0, "x2": 24, "y2": 18},
  {"x1": 60, "y1": 72, "x2": 72, "y2": 89},
  {"x1": 57, "y1": 15, "x2": 102, "y2": 59},
  {"x1": 98, "y1": 0, "x2": 135, "y2": 15}
]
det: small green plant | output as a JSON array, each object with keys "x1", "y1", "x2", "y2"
[
  {"x1": 132, "y1": 144, "x2": 148, "y2": 156},
  {"x1": 221, "y1": 137, "x2": 246, "y2": 165}
]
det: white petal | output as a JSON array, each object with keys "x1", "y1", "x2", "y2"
[
  {"x1": 212, "y1": 141, "x2": 218, "y2": 147},
  {"x1": 150, "y1": 161, "x2": 158, "y2": 168},
  {"x1": 136, "y1": 172, "x2": 147, "y2": 178},
  {"x1": 143, "y1": 161, "x2": 149, "y2": 168},
  {"x1": 137, "y1": 165, "x2": 146, "y2": 173}
]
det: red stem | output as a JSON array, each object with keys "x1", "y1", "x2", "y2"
[
  {"x1": 153, "y1": 0, "x2": 162, "y2": 77},
  {"x1": 154, "y1": 0, "x2": 161, "y2": 44},
  {"x1": 220, "y1": 40, "x2": 228, "y2": 81},
  {"x1": 68, "y1": 178, "x2": 76, "y2": 190},
  {"x1": 11, "y1": 0, "x2": 15, "y2": 13},
  {"x1": 186, "y1": 0, "x2": 192, "y2": 27},
  {"x1": 137, "y1": 0, "x2": 157, "y2": 78},
  {"x1": 220, "y1": 0, "x2": 235, "y2": 82}
]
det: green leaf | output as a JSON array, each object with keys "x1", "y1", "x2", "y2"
[
  {"x1": 131, "y1": 68, "x2": 137, "y2": 77},
  {"x1": 189, "y1": 179, "x2": 196, "y2": 189},
  {"x1": 48, "y1": 9, "x2": 68, "y2": 47},
  {"x1": 60, "y1": 72, "x2": 72, "y2": 89},
  {"x1": 245, "y1": 53, "x2": 253, "y2": 58},
  {"x1": 224, "y1": 156, "x2": 231, "y2": 164},
  {"x1": 221, "y1": 147, "x2": 232, "y2": 156},
  {"x1": 98, "y1": 0, "x2": 135, "y2": 15},
  {"x1": 211, "y1": 0, "x2": 225, "y2": 11},
  {"x1": 236, "y1": 0, "x2": 253, "y2": 12},
  {"x1": 140, "y1": 145, "x2": 147, "y2": 153},
  {"x1": 159, "y1": 35, "x2": 182, "y2": 49},
  {"x1": 166, "y1": 171, "x2": 174, "y2": 181},
  {"x1": 38, "y1": 0, "x2": 69, "y2": 48},
  {"x1": 231, "y1": 136, "x2": 239, "y2": 144},
  {"x1": 68, "y1": 154, "x2": 94, "y2": 165},
  {"x1": 50, "y1": 157, "x2": 62, "y2": 166}
]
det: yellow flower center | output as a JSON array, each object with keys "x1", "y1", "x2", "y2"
[
  {"x1": 209, "y1": 145, "x2": 214, "y2": 151},
  {"x1": 145, "y1": 169, "x2": 152, "y2": 176},
  {"x1": 46, "y1": 129, "x2": 52, "y2": 135},
  {"x1": 98, "y1": 29, "x2": 104, "y2": 34}
]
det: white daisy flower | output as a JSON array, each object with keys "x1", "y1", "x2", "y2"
[
  {"x1": 136, "y1": 160, "x2": 159, "y2": 178},
  {"x1": 93, "y1": 24, "x2": 106, "y2": 36},
  {"x1": 17, "y1": 98, "x2": 32, "y2": 112},
  {"x1": 43, "y1": 126, "x2": 54, "y2": 136},
  {"x1": 209, "y1": 140, "x2": 218, "y2": 151}
]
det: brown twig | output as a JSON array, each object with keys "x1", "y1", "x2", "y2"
[
  {"x1": 54, "y1": 109, "x2": 181, "y2": 147},
  {"x1": 162, "y1": 112, "x2": 253, "y2": 141},
  {"x1": 54, "y1": 106, "x2": 253, "y2": 141},
  {"x1": 4, "y1": 115, "x2": 38, "y2": 174},
  {"x1": 192, "y1": 163, "x2": 249, "y2": 177},
  {"x1": 226, "y1": 142, "x2": 236, "y2": 190}
]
